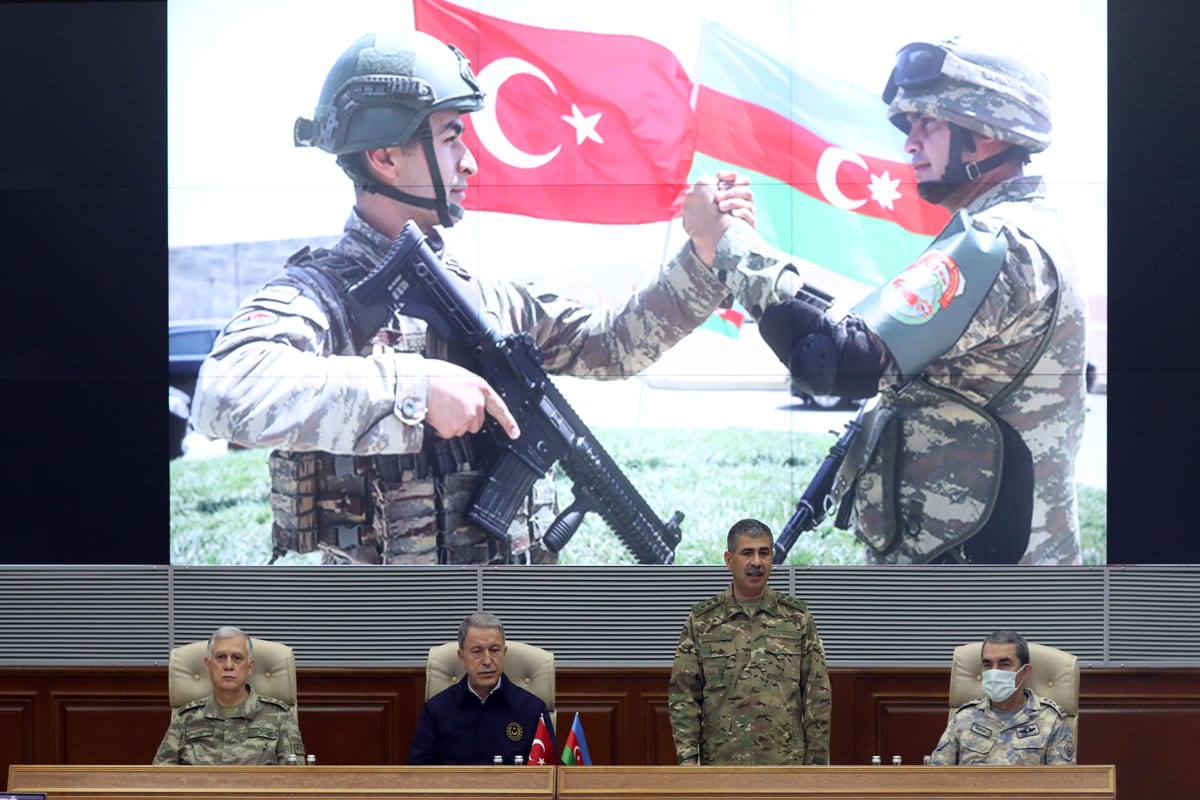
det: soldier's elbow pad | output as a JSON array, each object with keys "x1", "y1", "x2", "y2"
[
  {"x1": 790, "y1": 322, "x2": 883, "y2": 400},
  {"x1": 758, "y1": 297, "x2": 829, "y2": 368},
  {"x1": 793, "y1": 333, "x2": 838, "y2": 396}
]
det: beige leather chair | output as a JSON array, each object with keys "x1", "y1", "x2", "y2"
[
  {"x1": 426, "y1": 641, "x2": 555, "y2": 716},
  {"x1": 168, "y1": 638, "x2": 298, "y2": 714},
  {"x1": 950, "y1": 641, "x2": 1079, "y2": 743}
]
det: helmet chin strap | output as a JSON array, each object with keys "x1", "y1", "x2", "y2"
[
  {"x1": 917, "y1": 124, "x2": 1029, "y2": 204},
  {"x1": 354, "y1": 123, "x2": 463, "y2": 228}
]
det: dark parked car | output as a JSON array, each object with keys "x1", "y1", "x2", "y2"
[{"x1": 169, "y1": 319, "x2": 225, "y2": 458}]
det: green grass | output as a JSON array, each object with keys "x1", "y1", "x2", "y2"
[{"x1": 170, "y1": 429, "x2": 1107, "y2": 566}]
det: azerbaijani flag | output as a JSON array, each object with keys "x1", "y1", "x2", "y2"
[
  {"x1": 692, "y1": 22, "x2": 950, "y2": 289},
  {"x1": 560, "y1": 712, "x2": 592, "y2": 765},
  {"x1": 698, "y1": 305, "x2": 746, "y2": 338}
]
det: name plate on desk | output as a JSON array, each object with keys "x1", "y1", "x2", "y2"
[{"x1": 555, "y1": 765, "x2": 1117, "y2": 800}]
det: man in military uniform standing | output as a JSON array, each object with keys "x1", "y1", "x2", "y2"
[
  {"x1": 408, "y1": 611, "x2": 552, "y2": 765},
  {"x1": 707, "y1": 35, "x2": 1087, "y2": 565},
  {"x1": 153, "y1": 626, "x2": 304, "y2": 765},
  {"x1": 668, "y1": 519, "x2": 831, "y2": 765},
  {"x1": 931, "y1": 629, "x2": 1075, "y2": 765},
  {"x1": 190, "y1": 29, "x2": 753, "y2": 566}
]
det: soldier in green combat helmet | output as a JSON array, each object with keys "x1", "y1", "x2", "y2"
[
  {"x1": 189, "y1": 29, "x2": 756, "y2": 566},
  {"x1": 712, "y1": 34, "x2": 1086, "y2": 565}
]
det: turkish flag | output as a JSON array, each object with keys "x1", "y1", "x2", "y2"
[
  {"x1": 414, "y1": 0, "x2": 697, "y2": 223},
  {"x1": 527, "y1": 714, "x2": 558, "y2": 765}
]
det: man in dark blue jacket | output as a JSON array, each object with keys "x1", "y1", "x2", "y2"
[{"x1": 409, "y1": 611, "x2": 553, "y2": 764}]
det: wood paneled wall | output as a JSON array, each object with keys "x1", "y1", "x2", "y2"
[{"x1": 1, "y1": 667, "x2": 1193, "y2": 797}]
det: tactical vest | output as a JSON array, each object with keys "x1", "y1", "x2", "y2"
[
  {"x1": 832, "y1": 199, "x2": 1080, "y2": 564},
  {"x1": 267, "y1": 246, "x2": 559, "y2": 565}
]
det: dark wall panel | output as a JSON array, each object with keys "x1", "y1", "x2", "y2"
[{"x1": 3, "y1": 666, "x2": 1198, "y2": 798}]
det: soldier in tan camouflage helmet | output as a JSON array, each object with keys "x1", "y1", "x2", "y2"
[
  {"x1": 707, "y1": 35, "x2": 1086, "y2": 565},
  {"x1": 190, "y1": 30, "x2": 755, "y2": 565},
  {"x1": 931, "y1": 629, "x2": 1076, "y2": 765},
  {"x1": 152, "y1": 626, "x2": 304, "y2": 765},
  {"x1": 668, "y1": 519, "x2": 831, "y2": 765}
]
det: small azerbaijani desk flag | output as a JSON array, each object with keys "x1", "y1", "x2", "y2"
[
  {"x1": 560, "y1": 712, "x2": 593, "y2": 765},
  {"x1": 528, "y1": 712, "x2": 558, "y2": 765}
]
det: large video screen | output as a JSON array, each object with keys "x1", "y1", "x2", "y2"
[{"x1": 168, "y1": 0, "x2": 1107, "y2": 567}]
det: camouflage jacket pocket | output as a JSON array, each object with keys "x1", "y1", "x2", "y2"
[
  {"x1": 843, "y1": 381, "x2": 1004, "y2": 562},
  {"x1": 764, "y1": 628, "x2": 805, "y2": 657},
  {"x1": 698, "y1": 634, "x2": 737, "y2": 686},
  {"x1": 960, "y1": 726, "x2": 998, "y2": 761}
]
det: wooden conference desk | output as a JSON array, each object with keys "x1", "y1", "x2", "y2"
[{"x1": 7, "y1": 764, "x2": 1117, "y2": 800}]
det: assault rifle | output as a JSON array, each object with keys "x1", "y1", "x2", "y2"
[
  {"x1": 346, "y1": 221, "x2": 683, "y2": 564},
  {"x1": 773, "y1": 403, "x2": 866, "y2": 564}
]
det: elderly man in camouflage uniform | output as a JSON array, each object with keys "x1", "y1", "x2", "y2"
[
  {"x1": 668, "y1": 519, "x2": 831, "y2": 765},
  {"x1": 153, "y1": 627, "x2": 304, "y2": 765},
  {"x1": 931, "y1": 629, "x2": 1075, "y2": 765},
  {"x1": 191, "y1": 30, "x2": 752, "y2": 566},
  {"x1": 707, "y1": 35, "x2": 1086, "y2": 565}
]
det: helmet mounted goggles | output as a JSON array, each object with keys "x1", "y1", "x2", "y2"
[{"x1": 882, "y1": 41, "x2": 1038, "y2": 106}]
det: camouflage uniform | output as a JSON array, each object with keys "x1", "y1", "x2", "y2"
[
  {"x1": 714, "y1": 175, "x2": 1086, "y2": 565},
  {"x1": 192, "y1": 209, "x2": 729, "y2": 564},
  {"x1": 667, "y1": 584, "x2": 832, "y2": 765},
  {"x1": 152, "y1": 687, "x2": 304, "y2": 765},
  {"x1": 930, "y1": 689, "x2": 1076, "y2": 765}
]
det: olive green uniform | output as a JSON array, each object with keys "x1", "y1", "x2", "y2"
[
  {"x1": 152, "y1": 687, "x2": 304, "y2": 765},
  {"x1": 668, "y1": 584, "x2": 831, "y2": 765}
]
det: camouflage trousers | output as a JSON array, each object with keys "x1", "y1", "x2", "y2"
[{"x1": 269, "y1": 450, "x2": 559, "y2": 565}]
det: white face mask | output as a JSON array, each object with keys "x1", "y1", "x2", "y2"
[{"x1": 981, "y1": 668, "x2": 1024, "y2": 703}]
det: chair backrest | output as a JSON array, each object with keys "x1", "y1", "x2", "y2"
[
  {"x1": 168, "y1": 638, "x2": 298, "y2": 710},
  {"x1": 950, "y1": 641, "x2": 1079, "y2": 743},
  {"x1": 426, "y1": 640, "x2": 555, "y2": 716}
]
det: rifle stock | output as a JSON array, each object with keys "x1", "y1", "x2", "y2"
[
  {"x1": 350, "y1": 221, "x2": 683, "y2": 564},
  {"x1": 773, "y1": 403, "x2": 866, "y2": 564}
]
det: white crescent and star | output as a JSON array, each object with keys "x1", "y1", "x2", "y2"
[
  {"x1": 471, "y1": 60, "x2": 903, "y2": 213},
  {"x1": 816, "y1": 146, "x2": 904, "y2": 211},
  {"x1": 473, "y1": 57, "x2": 604, "y2": 170},
  {"x1": 531, "y1": 736, "x2": 549, "y2": 764}
]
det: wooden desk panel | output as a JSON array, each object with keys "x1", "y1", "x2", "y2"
[
  {"x1": 7, "y1": 765, "x2": 556, "y2": 800},
  {"x1": 555, "y1": 765, "x2": 1117, "y2": 800}
]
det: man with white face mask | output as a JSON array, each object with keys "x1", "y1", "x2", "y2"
[{"x1": 930, "y1": 629, "x2": 1075, "y2": 765}]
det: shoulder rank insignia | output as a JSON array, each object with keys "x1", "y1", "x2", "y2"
[{"x1": 692, "y1": 595, "x2": 724, "y2": 616}]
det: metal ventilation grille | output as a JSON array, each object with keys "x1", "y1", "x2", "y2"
[
  {"x1": 1107, "y1": 567, "x2": 1200, "y2": 666},
  {"x1": 1, "y1": 565, "x2": 1198, "y2": 668},
  {"x1": 793, "y1": 566, "x2": 1109, "y2": 667},
  {"x1": 0, "y1": 566, "x2": 169, "y2": 664},
  {"x1": 479, "y1": 566, "x2": 750, "y2": 667},
  {"x1": 170, "y1": 566, "x2": 482, "y2": 666}
]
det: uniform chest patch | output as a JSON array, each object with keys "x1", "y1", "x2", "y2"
[
  {"x1": 880, "y1": 249, "x2": 965, "y2": 325},
  {"x1": 225, "y1": 310, "x2": 278, "y2": 334},
  {"x1": 1016, "y1": 723, "x2": 1040, "y2": 738},
  {"x1": 970, "y1": 723, "x2": 993, "y2": 738},
  {"x1": 506, "y1": 721, "x2": 524, "y2": 742}
]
